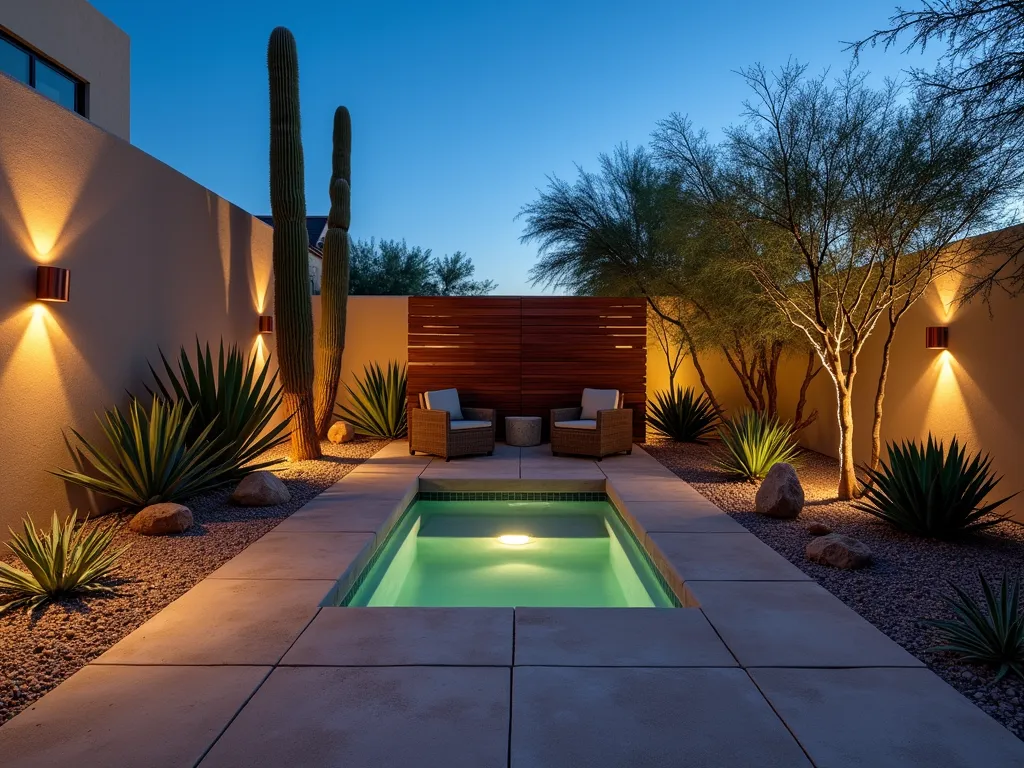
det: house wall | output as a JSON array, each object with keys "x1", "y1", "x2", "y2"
[
  {"x1": 0, "y1": 0, "x2": 131, "y2": 140},
  {"x1": 0, "y1": 73, "x2": 274, "y2": 536}
]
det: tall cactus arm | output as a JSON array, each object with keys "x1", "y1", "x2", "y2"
[
  {"x1": 268, "y1": 26, "x2": 320, "y2": 460},
  {"x1": 314, "y1": 106, "x2": 352, "y2": 436}
]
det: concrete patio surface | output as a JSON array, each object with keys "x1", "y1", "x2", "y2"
[{"x1": 2, "y1": 439, "x2": 1023, "y2": 767}]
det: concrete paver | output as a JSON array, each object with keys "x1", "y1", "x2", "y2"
[
  {"x1": 282, "y1": 607, "x2": 513, "y2": 666},
  {"x1": 510, "y1": 666, "x2": 811, "y2": 767},
  {"x1": 95, "y1": 578, "x2": 331, "y2": 665},
  {"x1": 0, "y1": 665, "x2": 269, "y2": 768},
  {"x1": 200, "y1": 666, "x2": 511, "y2": 768},
  {"x1": 514, "y1": 607, "x2": 736, "y2": 667}
]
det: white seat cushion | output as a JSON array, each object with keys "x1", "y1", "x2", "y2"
[
  {"x1": 580, "y1": 388, "x2": 619, "y2": 419},
  {"x1": 554, "y1": 419, "x2": 597, "y2": 430},
  {"x1": 424, "y1": 388, "x2": 463, "y2": 420},
  {"x1": 450, "y1": 420, "x2": 491, "y2": 430}
]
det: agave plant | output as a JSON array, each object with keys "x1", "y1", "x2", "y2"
[
  {"x1": 716, "y1": 410, "x2": 799, "y2": 482},
  {"x1": 148, "y1": 339, "x2": 289, "y2": 478},
  {"x1": 648, "y1": 386, "x2": 720, "y2": 442},
  {"x1": 52, "y1": 396, "x2": 230, "y2": 507},
  {"x1": 854, "y1": 435, "x2": 1014, "y2": 538},
  {"x1": 335, "y1": 361, "x2": 407, "y2": 438},
  {"x1": 925, "y1": 572, "x2": 1024, "y2": 681},
  {"x1": 0, "y1": 512, "x2": 126, "y2": 614}
]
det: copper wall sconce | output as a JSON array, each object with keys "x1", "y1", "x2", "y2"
[
  {"x1": 36, "y1": 266, "x2": 70, "y2": 302},
  {"x1": 258, "y1": 315, "x2": 274, "y2": 334},
  {"x1": 925, "y1": 326, "x2": 949, "y2": 349}
]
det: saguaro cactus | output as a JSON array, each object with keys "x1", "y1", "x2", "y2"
[
  {"x1": 268, "y1": 27, "x2": 320, "y2": 460},
  {"x1": 314, "y1": 106, "x2": 352, "y2": 436}
]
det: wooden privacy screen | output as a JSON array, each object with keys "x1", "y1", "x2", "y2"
[{"x1": 408, "y1": 296, "x2": 647, "y2": 440}]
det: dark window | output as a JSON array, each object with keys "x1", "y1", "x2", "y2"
[
  {"x1": 0, "y1": 37, "x2": 29, "y2": 84},
  {"x1": 0, "y1": 30, "x2": 86, "y2": 116}
]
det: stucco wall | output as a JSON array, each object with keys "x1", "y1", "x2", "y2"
[
  {"x1": 0, "y1": 74, "x2": 273, "y2": 535},
  {"x1": 794, "y1": 270, "x2": 1024, "y2": 520},
  {"x1": 311, "y1": 295, "x2": 410, "y2": 413},
  {"x1": 0, "y1": 0, "x2": 130, "y2": 140},
  {"x1": 647, "y1": 272, "x2": 1024, "y2": 523}
]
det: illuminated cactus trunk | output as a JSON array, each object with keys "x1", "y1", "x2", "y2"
[
  {"x1": 268, "y1": 27, "x2": 320, "y2": 460},
  {"x1": 314, "y1": 106, "x2": 352, "y2": 436}
]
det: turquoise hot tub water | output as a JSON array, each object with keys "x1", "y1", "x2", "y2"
[{"x1": 340, "y1": 496, "x2": 678, "y2": 608}]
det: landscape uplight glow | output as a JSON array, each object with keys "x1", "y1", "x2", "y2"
[{"x1": 498, "y1": 534, "x2": 530, "y2": 546}]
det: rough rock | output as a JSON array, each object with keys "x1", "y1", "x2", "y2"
[
  {"x1": 129, "y1": 503, "x2": 193, "y2": 536},
  {"x1": 327, "y1": 421, "x2": 356, "y2": 444},
  {"x1": 806, "y1": 533, "x2": 872, "y2": 569},
  {"x1": 806, "y1": 521, "x2": 832, "y2": 536},
  {"x1": 230, "y1": 471, "x2": 290, "y2": 506},
  {"x1": 755, "y1": 463, "x2": 804, "y2": 519}
]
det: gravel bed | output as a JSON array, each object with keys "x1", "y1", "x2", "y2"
[
  {"x1": 643, "y1": 438, "x2": 1024, "y2": 741},
  {"x1": 0, "y1": 437, "x2": 388, "y2": 726}
]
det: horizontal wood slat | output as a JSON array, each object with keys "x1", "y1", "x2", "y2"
[
  {"x1": 408, "y1": 296, "x2": 647, "y2": 442},
  {"x1": 521, "y1": 297, "x2": 646, "y2": 440}
]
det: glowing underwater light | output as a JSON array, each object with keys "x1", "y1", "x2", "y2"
[{"x1": 498, "y1": 534, "x2": 531, "y2": 546}]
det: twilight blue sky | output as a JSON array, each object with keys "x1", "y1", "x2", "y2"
[{"x1": 91, "y1": 0, "x2": 935, "y2": 294}]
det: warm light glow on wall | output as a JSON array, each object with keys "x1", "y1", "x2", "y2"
[
  {"x1": 249, "y1": 227, "x2": 273, "y2": 313},
  {"x1": 1, "y1": 124, "x2": 106, "y2": 264},
  {"x1": 934, "y1": 271, "x2": 966, "y2": 321},
  {"x1": 0, "y1": 306, "x2": 84, "y2": 467},
  {"x1": 252, "y1": 335, "x2": 268, "y2": 369}
]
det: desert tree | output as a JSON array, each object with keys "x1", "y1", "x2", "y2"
[
  {"x1": 853, "y1": 1, "x2": 1024, "y2": 130},
  {"x1": 518, "y1": 144, "x2": 819, "y2": 424},
  {"x1": 658, "y1": 62, "x2": 1022, "y2": 497},
  {"x1": 348, "y1": 239, "x2": 496, "y2": 296},
  {"x1": 648, "y1": 299, "x2": 686, "y2": 387},
  {"x1": 425, "y1": 251, "x2": 498, "y2": 296},
  {"x1": 853, "y1": 1, "x2": 1024, "y2": 298},
  {"x1": 518, "y1": 145, "x2": 723, "y2": 413}
]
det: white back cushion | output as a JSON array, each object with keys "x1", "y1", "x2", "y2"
[
  {"x1": 580, "y1": 388, "x2": 619, "y2": 419},
  {"x1": 424, "y1": 388, "x2": 463, "y2": 420}
]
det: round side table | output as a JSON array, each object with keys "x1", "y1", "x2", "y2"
[{"x1": 505, "y1": 416, "x2": 542, "y2": 447}]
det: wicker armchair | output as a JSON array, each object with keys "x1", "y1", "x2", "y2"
[
  {"x1": 550, "y1": 389, "x2": 633, "y2": 460},
  {"x1": 409, "y1": 389, "x2": 495, "y2": 461}
]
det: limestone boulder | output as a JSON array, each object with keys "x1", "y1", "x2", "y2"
[
  {"x1": 327, "y1": 421, "x2": 356, "y2": 444},
  {"x1": 231, "y1": 471, "x2": 290, "y2": 506},
  {"x1": 806, "y1": 533, "x2": 872, "y2": 569},
  {"x1": 755, "y1": 463, "x2": 804, "y2": 519},
  {"x1": 129, "y1": 503, "x2": 193, "y2": 536}
]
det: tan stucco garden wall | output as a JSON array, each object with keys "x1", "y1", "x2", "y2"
[
  {"x1": 0, "y1": 75, "x2": 274, "y2": 536},
  {"x1": 312, "y1": 295, "x2": 409, "y2": 413},
  {"x1": 0, "y1": 0, "x2": 131, "y2": 140},
  {"x1": 647, "y1": 269, "x2": 1024, "y2": 523}
]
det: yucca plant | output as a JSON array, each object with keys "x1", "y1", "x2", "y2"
[
  {"x1": 716, "y1": 410, "x2": 799, "y2": 482},
  {"x1": 148, "y1": 339, "x2": 289, "y2": 478},
  {"x1": 335, "y1": 361, "x2": 407, "y2": 438},
  {"x1": 854, "y1": 435, "x2": 1014, "y2": 538},
  {"x1": 648, "y1": 386, "x2": 720, "y2": 442},
  {"x1": 925, "y1": 572, "x2": 1024, "y2": 681},
  {"x1": 52, "y1": 396, "x2": 230, "y2": 507},
  {"x1": 0, "y1": 512, "x2": 126, "y2": 614}
]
